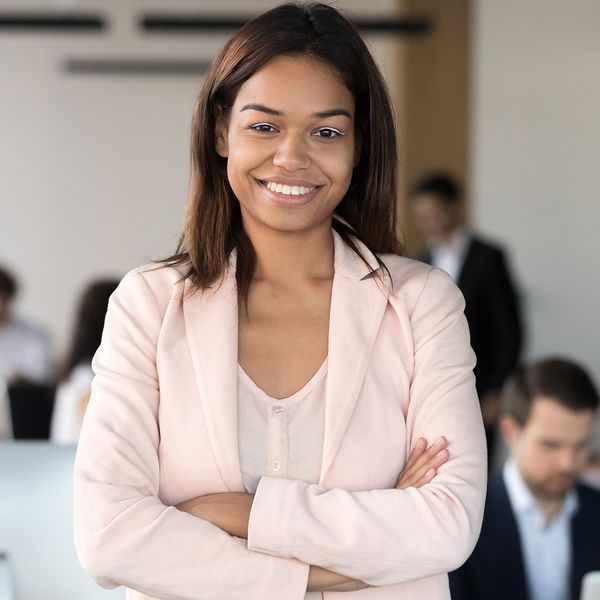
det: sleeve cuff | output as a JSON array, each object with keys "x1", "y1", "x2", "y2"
[{"x1": 247, "y1": 476, "x2": 310, "y2": 558}]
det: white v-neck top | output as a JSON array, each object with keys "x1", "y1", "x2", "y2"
[{"x1": 237, "y1": 359, "x2": 328, "y2": 495}]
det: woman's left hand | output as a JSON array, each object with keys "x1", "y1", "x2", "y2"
[
  {"x1": 177, "y1": 492, "x2": 254, "y2": 539},
  {"x1": 395, "y1": 436, "x2": 448, "y2": 489}
]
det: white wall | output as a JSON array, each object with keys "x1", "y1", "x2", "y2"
[
  {"x1": 472, "y1": 0, "x2": 600, "y2": 382},
  {"x1": 0, "y1": 0, "x2": 400, "y2": 358}
]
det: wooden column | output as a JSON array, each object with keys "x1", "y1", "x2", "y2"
[{"x1": 394, "y1": 0, "x2": 470, "y2": 255}]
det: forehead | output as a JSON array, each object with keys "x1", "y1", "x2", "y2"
[
  {"x1": 525, "y1": 396, "x2": 595, "y2": 440},
  {"x1": 232, "y1": 55, "x2": 354, "y2": 114}
]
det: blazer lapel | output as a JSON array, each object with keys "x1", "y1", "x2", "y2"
[
  {"x1": 183, "y1": 257, "x2": 245, "y2": 492},
  {"x1": 320, "y1": 232, "x2": 389, "y2": 481},
  {"x1": 493, "y1": 476, "x2": 529, "y2": 600}
]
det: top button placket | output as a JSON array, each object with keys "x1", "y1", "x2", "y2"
[{"x1": 266, "y1": 402, "x2": 288, "y2": 477}]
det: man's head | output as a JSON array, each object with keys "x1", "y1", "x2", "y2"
[
  {"x1": 500, "y1": 358, "x2": 599, "y2": 502},
  {"x1": 410, "y1": 173, "x2": 463, "y2": 242},
  {"x1": 0, "y1": 266, "x2": 18, "y2": 326}
]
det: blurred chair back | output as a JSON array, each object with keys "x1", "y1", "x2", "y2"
[{"x1": 8, "y1": 383, "x2": 54, "y2": 439}]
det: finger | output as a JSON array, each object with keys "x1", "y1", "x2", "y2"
[
  {"x1": 397, "y1": 465, "x2": 437, "y2": 490},
  {"x1": 432, "y1": 448, "x2": 449, "y2": 469},
  {"x1": 402, "y1": 437, "x2": 447, "y2": 480},
  {"x1": 414, "y1": 467, "x2": 437, "y2": 488},
  {"x1": 398, "y1": 442, "x2": 449, "y2": 488},
  {"x1": 395, "y1": 440, "x2": 424, "y2": 488},
  {"x1": 405, "y1": 438, "x2": 427, "y2": 467}
]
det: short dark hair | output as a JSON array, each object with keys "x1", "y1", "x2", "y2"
[
  {"x1": 0, "y1": 266, "x2": 18, "y2": 299},
  {"x1": 501, "y1": 357, "x2": 599, "y2": 426},
  {"x1": 412, "y1": 172, "x2": 461, "y2": 204}
]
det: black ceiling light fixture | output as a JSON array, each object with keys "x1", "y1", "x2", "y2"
[
  {"x1": 0, "y1": 13, "x2": 105, "y2": 32},
  {"x1": 63, "y1": 58, "x2": 210, "y2": 76},
  {"x1": 140, "y1": 13, "x2": 432, "y2": 36}
]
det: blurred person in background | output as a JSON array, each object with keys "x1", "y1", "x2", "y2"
[
  {"x1": 411, "y1": 173, "x2": 523, "y2": 467},
  {"x1": 0, "y1": 264, "x2": 54, "y2": 385},
  {"x1": 50, "y1": 278, "x2": 119, "y2": 445},
  {"x1": 449, "y1": 357, "x2": 600, "y2": 600}
]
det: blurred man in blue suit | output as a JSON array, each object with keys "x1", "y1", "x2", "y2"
[{"x1": 449, "y1": 358, "x2": 600, "y2": 600}]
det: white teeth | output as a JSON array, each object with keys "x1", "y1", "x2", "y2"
[{"x1": 264, "y1": 181, "x2": 316, "y2": 195}]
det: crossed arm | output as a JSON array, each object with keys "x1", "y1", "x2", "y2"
[{"x1": 177, "y1": 436, "x2": 449, "y2": 593}]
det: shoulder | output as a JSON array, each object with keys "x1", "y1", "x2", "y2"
[
  {"x1": 379, "y1": 253, "x2": 465, "y2": 316},
  {"x1": 468, "y1": 235, "x2": 507, "y2": 262},
  {"x1": 576, "y1": 482, "x2": 600, "y2": 510},
  {"x1": 114, "y1": 262, "x2": 188, "y2": 315}
]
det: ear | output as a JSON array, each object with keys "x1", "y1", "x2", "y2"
[
  {"x1": 499, "y1": 413, "x2": 522, "y2": 450},
  {"x1": 215, "y1": 113, "x2": 229, "y2": 158}
]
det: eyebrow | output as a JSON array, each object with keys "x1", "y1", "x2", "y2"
[{"x1": 240, "y1": 103, "x2": 352, "y2": 119}]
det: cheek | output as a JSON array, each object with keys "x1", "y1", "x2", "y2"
[
  {"x1": 320, "y1": 148, "x2": 355, "y2": 184},
  {"x1": 518, "y1": 445, "x2": 551, "y2": 477}
]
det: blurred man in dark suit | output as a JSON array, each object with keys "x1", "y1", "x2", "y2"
[
  {"x1": 411, "y1": 173, "x2": 523, "y2": 464},
  {"x1": 449, "y1": 358, "x2": 600, "y2": 600}
]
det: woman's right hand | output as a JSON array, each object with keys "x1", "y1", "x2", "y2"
[{"x1": 395, "y1": 436, "x2": 448, "y2": 489}]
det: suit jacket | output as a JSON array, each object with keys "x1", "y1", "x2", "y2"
[
  {"x1": 449, "y1": 474, "x2": 600, "y2": 600},
  {"x1": 423, "y1": 235, "x2": 523, "y2": 397},
  {"x1": 74, "y1": 230, "x2": 487, "y2": 600}
]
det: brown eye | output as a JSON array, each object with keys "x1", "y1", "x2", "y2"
[
  {"x1": 314, "y1": 127, "x2": 344, "y2": 139},
  {"x1": 249, "y1": 123, "x2": 277, "y2": 133}
]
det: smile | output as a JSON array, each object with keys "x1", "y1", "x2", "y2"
[{"x1": 259, "y1": 180, "x2": 317, "y2": 196}]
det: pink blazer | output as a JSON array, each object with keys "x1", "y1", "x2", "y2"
[{"x1": 74, "y1": 231, "x2": 487, "y2": 600}]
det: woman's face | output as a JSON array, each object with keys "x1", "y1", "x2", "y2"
[{"x1": 216, "y1": 55, "x2": 358, "y2": 237}]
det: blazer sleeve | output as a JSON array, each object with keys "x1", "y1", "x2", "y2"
[
  {"x1": 73, "y1": 269, "x2": 309, "y2": 600},
  {"x1": 246, "y1": 267, "x2": 487, "y2": 587}
]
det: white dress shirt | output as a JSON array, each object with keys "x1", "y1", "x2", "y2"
[
  {"x1": 503, "y1": 459, "x2": 579, "y2": 600},
  {"x1": 0, "y1": 318, "x2": 53, "y2": 383},
  {"x1": 50, "y1": 363, "x2": 94, "y2": 444},
  {"x1": 429, "y1": 228, "x2": 470, "y2": 283}
]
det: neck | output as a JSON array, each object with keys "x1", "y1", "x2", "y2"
[
  {"x1": 534, "y1": 493, "x2": 567, "y2": 528},
  {"x1": 433, "y1": 226, "x2": 461, "y2": 246},
  {"x1": 242, "y1": 220, "x2": 335, "y2": 285}
]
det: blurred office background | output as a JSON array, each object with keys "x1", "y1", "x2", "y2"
[
  {"x1": 1, "y1": 0, "x2": 598, "y2": 376},
  {"x1": 0, "y1": 0, "x2": 599, "y2": 598}
]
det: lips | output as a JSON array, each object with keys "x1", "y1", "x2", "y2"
[
  {"x1": 256, "y1": 178, "x2": 321, "y2": 206},
  {"x1": 257, "y1": 179, "x2": 320, "y2": 196},
  {"x1": 263, "y1": 181, "x2": 316, "y2": 196}
]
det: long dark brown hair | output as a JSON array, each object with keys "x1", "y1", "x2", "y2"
[
  {"x1": 60, "y1": 279, "x2": 119, "y2": 381},
  {"x1": 163, "y1": 2, "x2": 404, "y2": 301}
]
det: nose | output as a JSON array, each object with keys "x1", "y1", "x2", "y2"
[{"x1": 272, "y1": 132, "x2": 311, "y2": 171}]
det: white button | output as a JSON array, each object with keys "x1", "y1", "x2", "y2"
[
  {"x1": 271, "y1": 405, "x2": 284, "y2": 415},
  {"x1": 271, "y1": 461, "x2": 281, "y2": 471}
]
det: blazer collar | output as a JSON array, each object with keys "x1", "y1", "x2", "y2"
[{"x1": 183, "y1": 230, "x2": 389, "y2": 491}]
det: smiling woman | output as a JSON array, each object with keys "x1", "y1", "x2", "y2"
[
  {"x1": 215, "y1": 55, "x2": 357, "y2": 241},
  {"x1": 73, "y1": 3, "x2": 487, "y2": 600}
]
